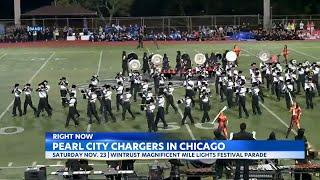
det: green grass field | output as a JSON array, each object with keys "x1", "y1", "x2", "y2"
[{"x1": 0, "y1": 41, "x2": 319, "y2": 179}]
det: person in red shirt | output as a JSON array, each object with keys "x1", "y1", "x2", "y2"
[
  {"x1": 233, "y1": 44, "x2": 241, "y2": 65},
  {"x1": 286, "y1": 102, "x2": 302, "y2": 138},
  {"x1": 217, "y1": 112, "x2": 228, "y2": 139},
  {"x1": 282, "y1": 45, "x2": 289, "y2": 64}
]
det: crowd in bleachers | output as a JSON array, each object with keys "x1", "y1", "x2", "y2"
[{"x1": 0, "y1": 21, "x2": 317, "y2": 43}]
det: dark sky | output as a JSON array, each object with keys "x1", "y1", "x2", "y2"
[
  {"x1": 0, "y1": 0, "x2": 319, "y2": 19},
  {"x1": 0, "y1": 0, "x2": 51, "y2": 19}
]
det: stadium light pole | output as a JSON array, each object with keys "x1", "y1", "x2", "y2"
[
  {"x1": 263, "y1": 0, "x2": 271, "y2": 30},
  {"x1": 14, "y1": 0, "x2": 21, "y2": 26}
]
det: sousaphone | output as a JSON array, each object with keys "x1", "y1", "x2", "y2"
[
  {"x1": 258, "y1": 50, "x2": 270, "y2": 62},
  {"x1": 226, "y1": 51, "x2": 237, "y2": 62},
  {"x1": 151, "y1": 54, "x2": 163, "y2": 66},
  {"x1": 128, "y1": 59, "x2": 141, "y2": 71},
  {"x1": 194, "y1": 53, "x2": 206, "y2": 65}
]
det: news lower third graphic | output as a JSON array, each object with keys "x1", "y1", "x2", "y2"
[{"x1": 46, "y1": 132, "x2": 305, "y2": 160}]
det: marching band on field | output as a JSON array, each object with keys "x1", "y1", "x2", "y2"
[{"x1": 10, "y1": 45, "x2": 319, "y2": 137}]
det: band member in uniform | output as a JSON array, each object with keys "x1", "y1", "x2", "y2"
[
  {"x1": 265, "y1": 63, "x2": 273, "y2": 90},
  {"x1": 115, "y1": 72, "x2": 124, "y2": 84},
  {"x1": 145, "y1": 99, "x2": 156, "y2": 132},
  {"x1": 121, "y1": 51, "x2": 129, "y2": 76},
  {"x1": 43, "y1": 80, "x2": 53, "y2": 111},
  {"x1": 22, "y1": 83, "x2": 37, "y2": 115},
  {"x1": 286, "y1": 102, "x2": 302, "y2": 138},
  {"x1": 90, "y1": 75, "x2": 102, "y2": 113},
  {"x1": 175, "y1": 51, "x2": 182, "y2": 76},
  {"x1": 132, "y1": 72, "x2": 142, "y2": 102},
  {"x1": 219, "y1": 71, "x2": 227, "y2": 102},
  {"x1": 35, "y1": 83, "x2": 52, "y2": 117},
  {"x1": 250, "y1": 83, "x2": 262, "y2": 115},
  {"x1": 154, "y1": 94, "x2": 168, "y2": 131},
  {"x1": 162, "y1": 54, "x2": 170, "y2": 70},
  {"x1": 12, "y1": 83, "x2": 22, "y2": 117},
  {"x1": 260, "y1": 61, "x2": 267, "y2": 84},
  {"x1": 183, "y1": 77, "x2": 195, "y2": 107},
  {"x1": 142, "y1": 52, "x2": 150, "y2": 74},
  {"x1": 85, "y1": 86, "x2": 101, "y2": 124},
  {"x1": 283, "y1": 80, "x2": 294, "y2": 110},
  {"x1": 296, "y1": 64, "x2": 305, "y2": 94},
  {"x1": 69, "y1": 84, "x2": 80, "y2": 118},
  {"x1": 226, "y1": 76, "x2": 234, "y2": 108},
  {"x1": 164, "y1": 82, "x2": 178, "y2": 114},
  {"x1": 102, "y1": 85, "x2": 116, "y2": 122},
  {"x1": 140, "y1": 79, "x2": 149, "y2": 111},
  {"x1": 121, "y1": 88, "x2": 135, "y2": 121},
  {"x1": 215, "y1": 64, "x2": 222, "y2": 95},
  {"x1": 283, "y1": 45, "x2": 289, "y2": 64},
  {"x1": 152, "y1": 70, "x2": 160, "y2": 95},
  {"x1": 115, "y1": 81, "x2": 124, "y2": 112},
  {"x1": 158, "y1": 74, "x2": 166, "y2": 95},
  {"x1": 217, "y1": 112, "x2": 228, "y2": 139},
  {"x1": 137, "y1": 31, "x2": 144, "y2": 49},
  {"x1": 236, "y1": 80, "x2": 249, "y2": 118},
  {"x1": 272, "y1": 72, "x2": 282, "y2": 101},
  {"x1": 90, "y1": 75, "x2": 99, "y2": 86},
  {"x1": 179, "y1": 96, "x2": 194, "y2": 125},
  {"x1": 65, "y1": 93, "x2": 79, "y2": 128},
  {"x1": 58, "y1": 77, "x2": 69, "y2": 107},
  {"x1": 201, "y1": 91, "x2": 211, "y2": 123},
  {"x1": 304, "y1": 77, "x2": 315, "y2": 109}
]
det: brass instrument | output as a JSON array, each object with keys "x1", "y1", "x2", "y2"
[
  {"x1": 194, "y1": 53, "x2": 206, "y2": 65},
  {"x1": 226, "y1": 51, "x2": 237, "y2": 62},
  {"x1": 128, "y1": 60, "x2": 141, "y2": 71},
  {"x1": 258, "y1": 50, "x2": 271, "y2": 62}
]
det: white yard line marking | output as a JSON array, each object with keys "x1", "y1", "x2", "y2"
[
  {"x1": 32, "y1": 161, "x2": 37, "y2": 166},
  {"x1": 96, "y1": 50, "x2": 103, "y2": 75},
  {"x1": 86, "y1": 50, "x2": 103, "y2": 132},
  {"x1": 57, "y1": 51, "x2": 98, "y2": 54},
  {"x1": 28, "y1": 53, "x2": 55, "y2": 83},
  {"x1": 173, "y1": 98, "x2": 196, "y2": 140},
  {"x1": 290, "y1": 48, "x2": 319, "y2": 60},
  {"x1": 185, "y1": 124, "x2": 196, "y2": 140},
  {"x1": 0, "y1": 52, "x2": 55, "y2": 121},
  {"x1": 259, "y1": 103, "x2": 297, "y2": 135},
  {"x1": 86, "y1": 124, "x2": 92, "y2": 133},
  {"x1": 8, "y1": 162, "x2": 13, "y2": 167},
  {"x1": 0, "y1": 53, "x2": 7, "y2": 61}
]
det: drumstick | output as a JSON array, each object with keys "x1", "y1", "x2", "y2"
[{"x1": 210, "y1": 106, "x2": 227, "y2": 124}]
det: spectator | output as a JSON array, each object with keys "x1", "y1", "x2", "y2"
[
  {"x1": 214, "y1": 129, "x2": 228, "y2": 179},
  {"x1": 232, "y1": 123, "x2": 255, "y2": 180},
  {"x1": 294, "y1": 128, "x2": 311, "y2": 180}
]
